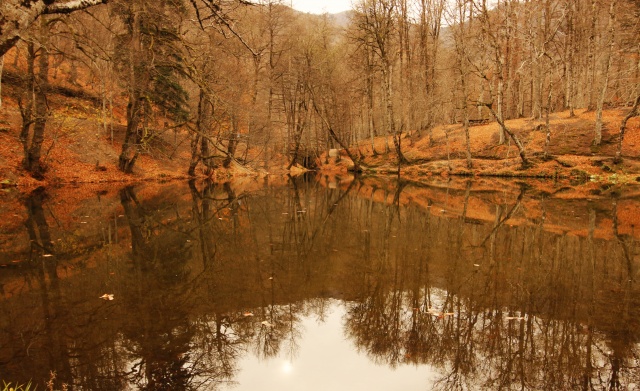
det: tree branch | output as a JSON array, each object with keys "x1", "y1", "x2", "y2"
[
  {"x1": 0, "y1": 0, "x2": 108, "y2": 56},
  {"x1": 44, "y1": 0, "x2": 109, "y2": 15}
]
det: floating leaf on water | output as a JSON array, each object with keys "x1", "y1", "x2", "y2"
[{"x1": 100, "y1": 294, "x2": 114, "y2": 301}]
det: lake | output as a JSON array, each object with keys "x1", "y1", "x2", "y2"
[{"x1": 0, "y1": 175, "x2": 639, "y2": 390}]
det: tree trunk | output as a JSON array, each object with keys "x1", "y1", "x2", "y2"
[
  {"x1": 586, "y1": 0, "x2": 599, "y2": 111},
  {"x1": 0, "y1": 55, "x2": 4, "y2": 108},
  {"x1": 483, "y1": 103, "x2": 529, "y2": 167},
  {"x1": 287, "y1": 99, "x2": 308, "y2": 170},
  {"x1": 118, "y1": 96, "x2": 141, "y2": 173},
  {"x1": 614, "y1": 94, "x2": 640, "y2": 163},
  {"x1": 382, "y1": 65, "x2": 408, "y2": 166},
  {"x1": 19, "y1": 43, "x2": 35, "y2": 162},
  {"x1": 594, "y1": 0, "x2": 617, "y2": 146},
  {"x1": 223, "y1": 117, "x2": 239, "y2": 168},
  {"x1": 543, "y1": 89, "x2": 552, "y2": 160},
  {"x1": 25, "y1": 20, "x2": 50, "y2": 179},
  {"x1": 367, "y1": 49, "x2": 378, "y2": 155},
  {"x1": 565, "y1": 1, "x2": 576, "y2": 117},
  {"x1": 118, "y1": 2, "x2": 142, "y2": 173},
  {"x1": 189, "y1": 88, "x2": 213, "y2": 176},
  {"x1": 310, "y1": 92, "x2": 361, "y2": 173},
  {"x1": 188, "y1": 133, "x2": 201, "y2": 176}
]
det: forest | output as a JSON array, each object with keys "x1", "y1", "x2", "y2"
[
  {"x1": 2, "y1": 2, "x2": 640, "y2": 389},
  {"x1": 0, "y1": 0, "x2": 639, "y2": 184}
]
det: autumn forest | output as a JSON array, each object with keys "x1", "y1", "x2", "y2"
[
  {"x1": 3, "y1": 1, "x2": 640, "y2": 390},
  {"x1": 0, "y1": 0, "x2": 639, "y2": 183}
]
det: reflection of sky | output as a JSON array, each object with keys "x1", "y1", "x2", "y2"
[{"x1": 226, "y1": 302, "x2": 438, "y2": 390}]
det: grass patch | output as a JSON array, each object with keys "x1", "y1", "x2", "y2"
[{"x1": 2, "y1": 380, "x2": 33, "y2": 391}]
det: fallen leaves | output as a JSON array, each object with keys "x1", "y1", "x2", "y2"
[{"x1": 100, "y1": 293, "x2": 114, "y2": 301}]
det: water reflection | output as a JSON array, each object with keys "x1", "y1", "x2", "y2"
[{"x1": 0, "y1": 177, "x2": 639, "y2": 390}]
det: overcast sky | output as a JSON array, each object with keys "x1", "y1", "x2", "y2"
[{"x1": 289, "y1": 0, "x2": 353, "y2": 14}]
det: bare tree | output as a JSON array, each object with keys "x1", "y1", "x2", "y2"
[
  {"x1": 447, "y1": 0, "x2": 473, "y2": 168},
  {"x1": 614, "y1": 94, "x2": 640, "y2": 163},
  {"x1": 593, "y1": 0, "x2": 617, "y2": 146},
  {"x1": 354, "y1": 0, "x2": 408, "y2": 166},
  {"x1": 0, "y1": 0, "x2": 108, "y2": 56},
  {"x1": 479, "y1": 101, "x2": 529, "y2": 167}
]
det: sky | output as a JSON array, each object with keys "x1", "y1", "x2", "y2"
[{"x1": 289, "y1": 0, "x2": 353, "y2": 14}]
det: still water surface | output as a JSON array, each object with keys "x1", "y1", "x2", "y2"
[{"x1": 0, "y1": 177, "x2": 638, "y2": 390}]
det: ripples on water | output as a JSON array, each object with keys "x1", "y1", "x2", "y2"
[{"x1": 0, "y1": 177, "x2": 638, "y2": 390}]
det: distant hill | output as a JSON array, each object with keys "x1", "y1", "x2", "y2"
[
  {"x1": 288, "y1": 7, "x2": 353, "y2": 29},
  {"x1": 327, "y1": 10, "x2": 353, "y2": 28}
]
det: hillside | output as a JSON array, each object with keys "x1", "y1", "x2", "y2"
[
  {"x1": 0, "y1": 0, "x2": 638, "y2": 194},
  {"x1": 2, "y1": 77, "x2": 639, "y2": 195},
  {"x1": 320, "y1": 108, "x2": 640, "y2": 193}
]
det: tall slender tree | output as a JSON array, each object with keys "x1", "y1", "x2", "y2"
[{"x1": 115, "y1": 0, "x2": 189, "y2": 173}]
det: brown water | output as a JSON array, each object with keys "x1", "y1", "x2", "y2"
[{"x1": 0, "y1": 177, "x2": 639, "y2": 390}]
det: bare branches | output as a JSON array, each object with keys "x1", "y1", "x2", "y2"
[
  {"x1": 0, "y1": 0, "x2": 108, "y2": 56},
  {"x1": 476, "y1": 101, "x2": 530, "y2": 167},
  {"x1": 308, "y1": 85, "x2": 362, "y2": 172},
  {"x1": 189, "y1": 0, "x2": 259, "y2": 58}
]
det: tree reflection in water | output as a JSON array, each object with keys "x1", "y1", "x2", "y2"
[
  {"x1": 342, "y1": 181, "x2": 640, "y2": 390},
  {"x1": 0, "y1": 177, "x2": 638, "y2": 390}
]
